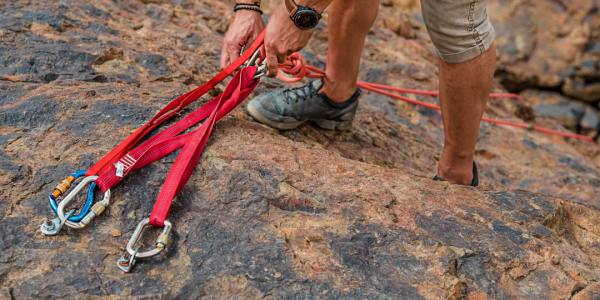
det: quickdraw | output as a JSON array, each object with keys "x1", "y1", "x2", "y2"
[
  {"x1": 110, "y1": 65, "x2": 262, "y2": 272},
  {"x1": 40, "y1": 28, "x2": 596, "y2": 274}
]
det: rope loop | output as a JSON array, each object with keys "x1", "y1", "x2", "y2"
[{"x1": 278, "y1": 53, "x2": 308, "y2": 83}]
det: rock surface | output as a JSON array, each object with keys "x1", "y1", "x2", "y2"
[
  {"x1": 489, "y1": 0, "x2": 600, "y2": 103},
  {"x1": 1, "y1": 1, "x2": 599, "y2": 299},
  {"x1": 523, "y1": 90, "x2": 590, "y2": 130}
]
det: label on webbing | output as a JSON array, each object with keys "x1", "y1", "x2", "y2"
[{"x1": 115, "y1": 162, "x2": 125, "y2": 177}]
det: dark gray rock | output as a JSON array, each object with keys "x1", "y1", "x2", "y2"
[
  {"x1": 533, "y1": 101, "x2": 585, "y2": 129},
  {"x1": 581, "y1": 106, "x2": 600, "y2": 131}
]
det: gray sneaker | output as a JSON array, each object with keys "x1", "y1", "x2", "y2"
[{"x1": 247, "y1": 79, "x2": 360, "y2": 130}]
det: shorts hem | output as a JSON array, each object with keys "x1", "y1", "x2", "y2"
[{"x1": 437, "y1": 27, "x2": 496, "y2": 64}]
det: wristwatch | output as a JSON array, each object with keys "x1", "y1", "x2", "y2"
[{"x1": 284, "y1": 0, "x2": 322, "y2": 30}]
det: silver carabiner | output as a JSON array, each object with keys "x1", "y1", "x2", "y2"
[
  {"x1": 117, "y1": 218, "x2": 173, "y2": 272},
  {"x1": 243, "y1": 48, "x2": 267, "y2": 79},
  {"x1": 244, "y1": 48, "x2": 262, "y2": 68},
  {"x1": 253, "y1": 62, "x2": 267, "y2": 79},
  {"x1": 40, "y1": 175, "x2": 102, "y2": 236},
  {"x1": 56, "y1": 176, "x2": 111, "y2": 230},
  {"x1": 62, "y1": 190, "x2": 111, "y2": 229}
]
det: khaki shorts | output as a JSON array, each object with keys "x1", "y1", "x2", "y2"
[{"x1": 420, "y1": 0, "x2": 496, "y2": 63}]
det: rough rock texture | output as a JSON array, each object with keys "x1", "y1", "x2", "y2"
[
  {"x1": 523, "y1": 90, "x2": 599, "y2": 133},
  {"x1": 488, "y1": 0, "x2": 600, "y2": 140},
  {"x1": 1, "y1": 1, "x2": 599, "y2": 299},
  {"x1": 490, "y1": 0, "x2": 600, "y2": 102}
]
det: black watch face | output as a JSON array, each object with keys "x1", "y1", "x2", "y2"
[{"x1": 294, "y1": 8, "x2": 320, "y2": 30}]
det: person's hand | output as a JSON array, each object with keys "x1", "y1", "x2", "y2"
[
  {"x1": 220, "y1": 10, "x2": 265, "y2": 68},
  {"x1": 264, "y1": 4, "x2": 314, "y2": 76}
]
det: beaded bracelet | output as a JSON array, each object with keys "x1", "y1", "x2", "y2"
[{"x1": 233, "y1": 3, "x2": 263, "y2": 15}]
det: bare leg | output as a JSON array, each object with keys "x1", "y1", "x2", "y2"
[
  {"x1": 437, "y1": 44, "x2": 496, "y2": 185},
  {"x1": 319, "y1": 0, "x2": 380, "y2": 102}
]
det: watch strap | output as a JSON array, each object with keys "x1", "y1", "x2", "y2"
[{"x1": 284, "y1": 0, "x2": 298, "y2": 16}]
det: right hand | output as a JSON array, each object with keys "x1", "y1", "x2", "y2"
[{"x1": 220, "y1": 10, "x2": 265, "y2": 68}]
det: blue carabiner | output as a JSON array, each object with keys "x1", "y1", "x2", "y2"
[{"x1": 48, "y1": 170, "x2": 96, "y2": 222}]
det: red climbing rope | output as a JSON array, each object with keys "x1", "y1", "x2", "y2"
[{"x1": 278, "y1": 52, "x2": 596, "y2": 144}]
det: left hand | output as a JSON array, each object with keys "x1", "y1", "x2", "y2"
[{"x1": 264, "y1": 4, "x2": 314, "y2": 77}]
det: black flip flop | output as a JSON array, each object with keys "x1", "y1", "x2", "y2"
[{"x1": 433, "y1": 161, "x2": 479, "y2": 187}]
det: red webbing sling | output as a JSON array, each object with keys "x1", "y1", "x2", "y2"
[
  {"x1": 94, "y1": 72, "x2": 245, "y2": 191},
  {"x1": 94, "y1": 67, "x2": 258, "y2": 206},
  {"x1": 147, "y1": 67, "x2": 258, "y2": 226},
  {"x1": 86, "y1": 31, "x2": 266, "y2": 178}
]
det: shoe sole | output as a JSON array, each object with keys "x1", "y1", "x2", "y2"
[
  {"x1": 247, "y1": 104, "x2": 353, "y2": 131},
  {"x1": 313, "y1": 118, "x2": 353, "y2": 130},
  {"x1": 247, "y1": 104, "x2": 305, "y2": 130}
]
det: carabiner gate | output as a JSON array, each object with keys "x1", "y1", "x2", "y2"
[
  {"x1": 244, "y1": 48, "x2": 267, "y2": 79},
  {"x1": 57, "y1": 175, "x2": 110, "y2": 230},
  {"x1": 117, "y1": 218, "x2": 172, "y2": 273},
  {"x1": 253, "y1": 63, "x2": 267, "y2": 79},
  {"x1": 60, "y1": 189, "x2": 111, "y2": 230},
  {"x1": 244, "y1": 48, "x2": 262, "y2": 68},
  {"x1": 44, "y1": 170, "x2": 95, "y2": 223}
]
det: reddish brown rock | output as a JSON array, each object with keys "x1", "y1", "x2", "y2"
[{"x1": 0, "y1": 1, "x2": 599, "y2": 299}]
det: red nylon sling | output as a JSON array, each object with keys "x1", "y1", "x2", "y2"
[
  {"x1": 94, "y1": 84, "x2": 228, "y2": 191},
  {"x1": 95, "y1": 68, "x2": 259, "y2": 227},
  {"x1": 148, "y1": 67, "x2": 259, "y2": 226},
  {"x1": 94, "y1": 67, "x2": 258, "y2": 198},
  {"x1": 86, "y1": 31, "x2": 266, "y2": 178}
]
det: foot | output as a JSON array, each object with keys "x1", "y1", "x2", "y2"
[
  {"x1": 433, "y1": 161, "x2": 479, "y2": 187},
  {"x1": 246, "y1": 79, "x2": 361, "y2": 130}
]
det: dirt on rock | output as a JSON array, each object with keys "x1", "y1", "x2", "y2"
[{"x1": 0, "y1": 1, "x2": 599, "y2": 299}]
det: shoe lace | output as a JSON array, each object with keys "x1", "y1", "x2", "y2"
[{"x1": 283, "y1": 82, "x2": 318, "y2": 104}]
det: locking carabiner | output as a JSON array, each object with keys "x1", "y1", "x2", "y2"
[
  {"x1": 253, "y1": 62, "x2": 268, "y2": 79},
  {"x1": 47, "y1": 170, "x2": 95, "y2": 222},
  {"x1": 117, "y1": 218, "x2": 172, "y2": 272},
  {"x1": 41, "y1": 171, "x2": 98, "y2": 235},
  {"x1": 56, "y1": 175, "x2": 111, "y2": 230},
  {"x1": 40, "y1": 175, "x2": 111, "y2": 235}
]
